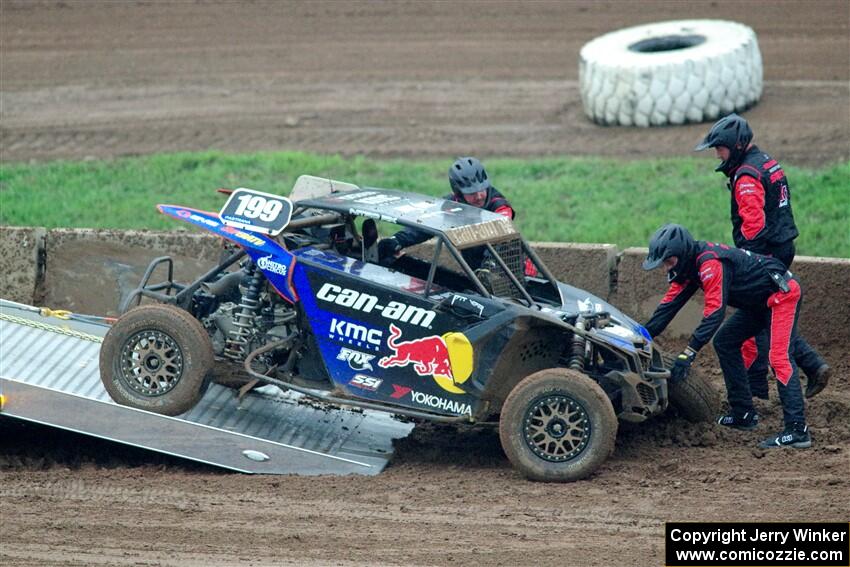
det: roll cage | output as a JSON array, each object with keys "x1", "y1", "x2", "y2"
[{"x1": 290, "y1": 189, "x2": 563, "y2": 308}]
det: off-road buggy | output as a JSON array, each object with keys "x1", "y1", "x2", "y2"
[{"x1": 100, "y1": 176, "x2": 718, "y2": 481}]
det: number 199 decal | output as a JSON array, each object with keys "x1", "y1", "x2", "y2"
[{"x1": 219, "y1": 188, "x2": 294, "y2": 236}]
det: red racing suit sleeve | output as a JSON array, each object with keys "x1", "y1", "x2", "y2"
[
  {"x1": 643, "y1": 279, "x2": 699, "y2": 339},
  {"x1": 687, "y1": 258, "x2": 729, "y2": 352},
  {"x1": 734, "y1": 174, "x2": 768, "y2": 253},
  {"x1": 494, "y1": 205, "x2": 514, "y2": 219}
]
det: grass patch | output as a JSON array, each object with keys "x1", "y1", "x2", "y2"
[{"x1": 1, "y1": 151, "x2": 847, "y2": 257}]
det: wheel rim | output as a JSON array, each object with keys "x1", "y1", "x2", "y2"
[
  {"x1": 522, "y1": 394, "x2": 591, "y2": 462},
  {"x1": 119, "y1": 330, "x2": 184, "y2": 396}
]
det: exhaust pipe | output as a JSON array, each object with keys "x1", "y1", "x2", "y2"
[{"x1": 201, "y1": 270, "x2": 244, "y2": 297}]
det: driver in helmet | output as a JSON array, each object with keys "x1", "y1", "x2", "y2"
[
  {"x1": 642, "y1": 224, "x2": 812, "y2": 449},
  {"x1": 378, "y1": 157, "x2": 516, "y2": 265},
  {"x1": 695, "y1": 114, "x2": 829, "y2": 400}
]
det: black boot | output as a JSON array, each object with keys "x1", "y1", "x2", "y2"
[
  {"x1": 716, "y1": 411, "x2": 759, "y2": 431},
  {"x1": 758, "y1": 423, "x2": 811, "y2": 449},
  {"x1": 805, "y1": 364, "x2": 830, "y2": 399}
]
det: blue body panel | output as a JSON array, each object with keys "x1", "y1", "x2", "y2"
[{"x1": 157, "y1": 205, "x2": 298, "y2": 304}]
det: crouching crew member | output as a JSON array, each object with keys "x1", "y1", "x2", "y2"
[{"x1": 642, "y1": 224, "x2": 812, "y2": 449}]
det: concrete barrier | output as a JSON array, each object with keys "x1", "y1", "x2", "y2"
[
  {"x1": 1, "y1": 227, "x2": 848, "y2": 349},
  {"x1": 0, "y1": 227, "x2": 46, "y2": 305},
  {"x1": 532, "y1": 242, "x2": 617, "y2": 300},
  {"x1": 790, "y1": 255, "x2": 850, "y2": 350},
  {"x1": 43, "y1": 229, "x2": 221, "y2": 316}
]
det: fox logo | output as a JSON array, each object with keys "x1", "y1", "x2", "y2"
[{"x1": 337, "y1": 347, "x2": 375, "y2": 371}]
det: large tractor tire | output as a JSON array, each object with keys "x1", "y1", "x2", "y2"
[
  {"x1": 499, "y1": 368, "x2": 617, "y2": 482},
  {"x1": 579, "y1": 19, "x2": 762, "y2": 126},
  {"x1": 100, "y1": 304, "x2": 214, "y2": 416}
]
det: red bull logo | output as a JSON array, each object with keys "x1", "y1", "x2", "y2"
[{"x1": 378, "y1": 324, "x2": 473, "y2": 394}]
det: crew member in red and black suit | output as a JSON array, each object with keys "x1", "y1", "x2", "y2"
[
  {"x1": 695, "y1": 114, "x2": 830, "y2": 400},
  {"x1": 643, "y1": 224, "x2": 811, "y2": 449}
]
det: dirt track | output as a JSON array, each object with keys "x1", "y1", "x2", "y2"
[
  {"x1": 1, "y1": 0, "x2": 848, "y2": 165},
  {"x1": 0, "y1": 2, "x2": 848, "y2": 566}
]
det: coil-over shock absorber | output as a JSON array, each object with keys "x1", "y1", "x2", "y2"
[
  {"x1": 223, "y1": 261, "x2": 263, "y2": 361},
  {"x1": 567, "y1": 316, "x2": 587, "y2": 372}
]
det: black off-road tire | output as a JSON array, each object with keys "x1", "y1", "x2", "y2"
[
  {"x1": 499, "y1": 368, "x2": 617, "y2": 482},
  {"x1": 668, "y1": 369, "x2": 720, "y2": 423},
  {"x1": 100, "y1": 304, "x2": 214, "y2": 416},
  {"x1": 662, "y1": 353, "x2": 720, "y2": 422}
]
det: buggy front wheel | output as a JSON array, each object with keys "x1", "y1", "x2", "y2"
[
  {"x1": 99, "y1": 304, "x2": 214, "y2": 416},
  {"x1": 499, "y1": 368, "x2": 617, "y2": 482}
]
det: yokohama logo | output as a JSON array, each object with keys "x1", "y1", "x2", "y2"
[
  {"x1": 391, "y1": 385, "x2": 472, "y2": 416},
  {"x1": 411, "y1": 391, "x2": 471, "y2": 416},
  {"x1": 317, "y1": 283, "x2": 436, "y2": 328}
]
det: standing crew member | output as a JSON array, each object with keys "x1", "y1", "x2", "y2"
[
  {"x1": 643, "y1": 224, "x2": 811, "y2": 449},
  {"x1": 695, "y1": 114, "x2": 830, "y2": 399}
]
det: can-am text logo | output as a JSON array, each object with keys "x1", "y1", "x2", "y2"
[
  {"x1": 329, "y1": 318, "x2": 382, "y2": 351},
  {"x1": 317, "y1": 283, "x2": 436, "y2": 328}
]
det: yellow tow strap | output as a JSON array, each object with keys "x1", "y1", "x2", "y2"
[{"x1": 39, "y1": 307, "x2": 72, "y2": 320}]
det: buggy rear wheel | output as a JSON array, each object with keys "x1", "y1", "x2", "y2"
[
  {"x1": 499, "y1": 368, "x2": 617, "y2": 482},
  {"x1": 100, "y1": 304, "x2": 214, "y2": 416}
]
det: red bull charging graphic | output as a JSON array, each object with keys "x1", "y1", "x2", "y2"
[{"x1": 378, "y1": 324, "x2": 473, "y2": 394}]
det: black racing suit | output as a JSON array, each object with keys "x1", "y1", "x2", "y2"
[
  {"x1": 727, "y1": 146, "x2": 824, "y2": 396},
  {"x1": 645, "y1": 241, "x2": 806, "y2": 427}
]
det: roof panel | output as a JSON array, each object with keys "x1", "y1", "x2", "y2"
[{"x1": 298, "y1": 188, "x2": 519, "y2": 246}]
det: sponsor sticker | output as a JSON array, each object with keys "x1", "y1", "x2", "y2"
[
  {"x1": 317, "y1": 283, "x2": 436, "y2": 328},
  {"x1": 221, "y1": 225, "x2": 266, "y2": 247},
  {"x1": 389, "y1": 385, "x2": 472, "y2": 416},
  {"x1": 328, "y1": 317, "x2": 383, "y2": 351},
  {"x1": 335, "y1": 191, "x2": 402, "y2": 206},
  {"x1": 378, "y1": 324, "x2": 473, "y2": 394},
  {"x1": 337, "y1": 347, "x2": 376, "y2": 371},
  {"x1": 349, "y1": 374, "x2": 383, "y2": 392},
  {"x1": 257, "y1": 254, "x2": 288, "y2": 276},
  {"x1": 450, "y1": 294, "x2": 485, "y2": 317},
  {"x1": 348, "y1": 208, "x2": 398, "y2": 224}
]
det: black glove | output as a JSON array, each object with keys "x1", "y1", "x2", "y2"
[
  {"x1": 377, "y1": 237, "x2": 402, "y2": 266},
  {"x1": 670, "y1": 348, "x2": 696, "y2": 384}
]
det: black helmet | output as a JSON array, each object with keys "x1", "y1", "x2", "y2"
[
  {"x1": 449, "y1": 157, "x2": 491, "y2": 195},
  {"x1": 642, "y1": 224, "x2": 696, "y2": 281},
  {"x1": 694, "y1": 113, "x2": 753, "y2": 176}
]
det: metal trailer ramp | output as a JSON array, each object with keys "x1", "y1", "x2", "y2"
[{"x1": 0, "y1": 300, "x2": 413, "y2": 475}]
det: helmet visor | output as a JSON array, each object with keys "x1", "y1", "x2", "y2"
[
  {"x1": 694, "y1": 138, "x2": 714, "y2": 151},
  {"x1": 457, "y1": 181, "x2": 490, "y2": 195},
  {"x1": 642, "y1": 255, "x2": 664, "y2": 271}
]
